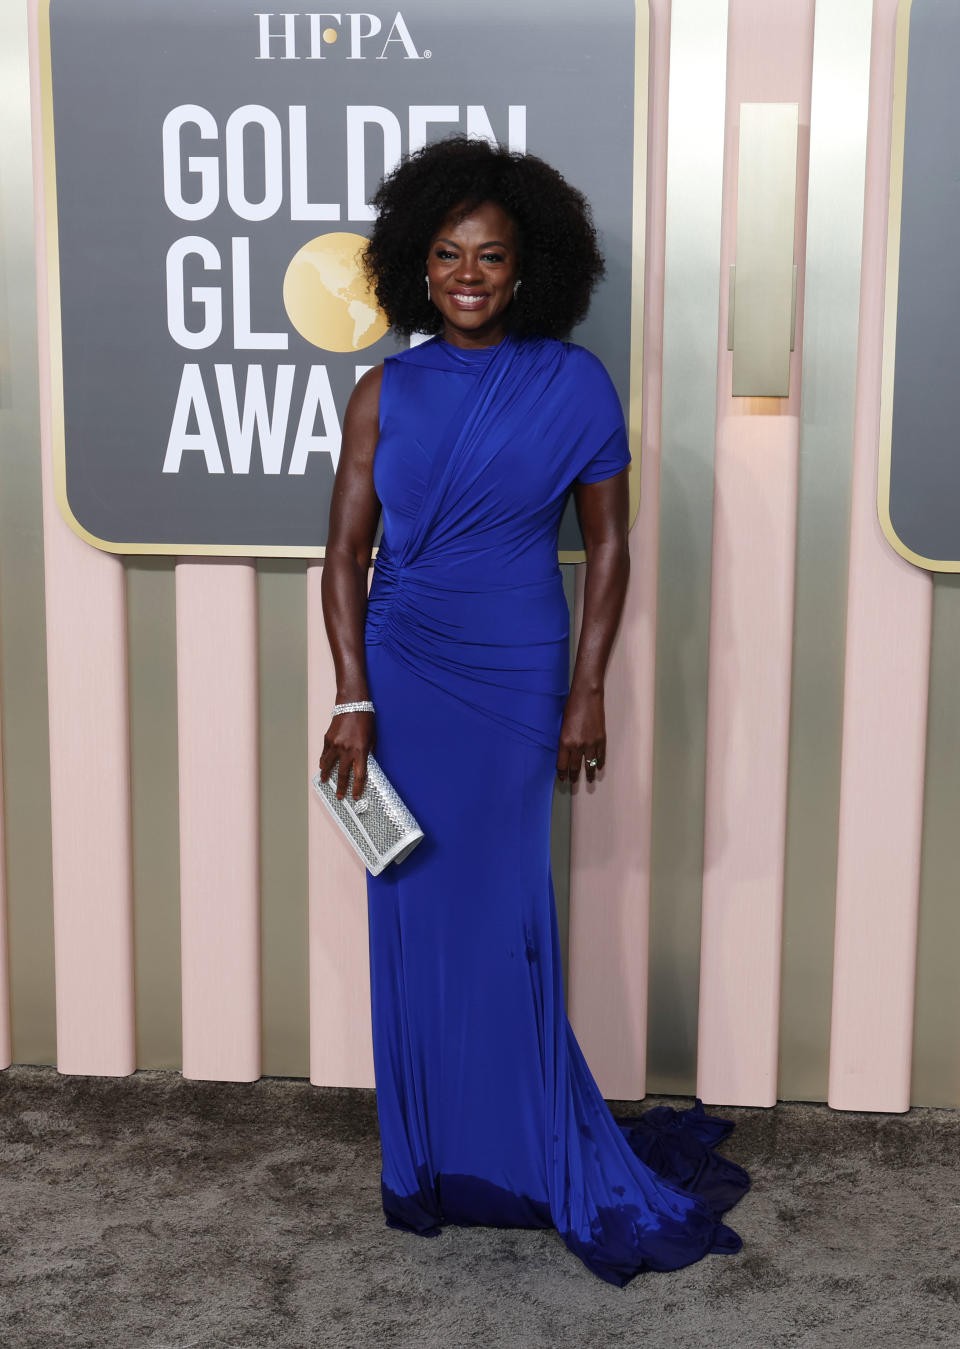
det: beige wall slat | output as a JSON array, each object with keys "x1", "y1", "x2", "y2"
[
  {"x1": 258, "y1": 561, "x2": 310, "y2": 1080},
  {"x1": 127, "y1": 559, "x2": 181, "y2": 1070},
  {"x1": 779, "y1": 0, "x2": 873, "y2": 1102},
  {"x1": 911, "y1": 576, "x2": 960, "y2": 1109},
  {"x1": 0, "y1": 0, "x2": 56, "y2": 1068},
  {"x1": 647, "y1": 0, "x2": 728, "y2": 1095}
]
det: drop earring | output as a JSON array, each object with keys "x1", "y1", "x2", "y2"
[
  {"x1": 425, "y1": 273, "x2": 431, "y2": 301},
  {"x1": 513, "y1": 278, "x2": 522, "y2": 298}
]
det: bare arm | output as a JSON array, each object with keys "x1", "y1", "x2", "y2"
[
  {"x1": 318, "y1": 365, "x2": 383, "y2": 800},
  {"x1": 555, "y1": 467, "x2": 631, "y2": 785}
]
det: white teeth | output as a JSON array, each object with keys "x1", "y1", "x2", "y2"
[{"x1": 452, "y1": 294, "x2": 486, "y2": 304}]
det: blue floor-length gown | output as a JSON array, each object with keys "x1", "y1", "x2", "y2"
[{"x1": 362, "y1": 330, "x2": 750, "y2": 1287}]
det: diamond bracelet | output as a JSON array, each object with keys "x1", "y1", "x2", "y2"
[{"x1": 332, "y1": 700, "x2": 375, "y2": 715}]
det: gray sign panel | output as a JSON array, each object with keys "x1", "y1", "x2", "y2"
[
  {"x1": 43, "y1": 0, "x2": 640, "y2": 556},
  {"x1": 885, "y1": 0, "x2": 960, "y2": 569}
]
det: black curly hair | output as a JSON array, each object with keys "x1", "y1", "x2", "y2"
[{"x1": 362, "y1": 135, "x2": 605, "y2": 340}]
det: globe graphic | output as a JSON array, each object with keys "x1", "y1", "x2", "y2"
[{"x1": 282, "y1": 232, "x2": 389, "y2": 353}]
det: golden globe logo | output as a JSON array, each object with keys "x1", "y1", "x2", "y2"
[
  {"x1": 283, "y1": 233, "x2": 388, "y2": 352},
  {"x1": 255, "y1": 12, "x2": 431, "y2": 61}
]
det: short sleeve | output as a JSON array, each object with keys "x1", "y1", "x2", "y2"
[
  {"x1": 575, "y1": 422, "x2": 631, "y2": 484},
  {"x1": 567, "y1": 344, "x2": 632, "y2": 485}
]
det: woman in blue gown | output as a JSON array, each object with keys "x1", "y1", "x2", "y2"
[{"x1": 319, "y1": 136, "x2": 750, "y2": 1287}]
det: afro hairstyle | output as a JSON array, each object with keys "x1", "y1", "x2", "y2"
[{"x1": 362, "y1": 135, "x2": 606, "y2": 340}]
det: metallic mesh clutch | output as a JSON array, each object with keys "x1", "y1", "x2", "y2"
[{"x1": 310, "y1": 753, "x2": 424, "y2": 876}]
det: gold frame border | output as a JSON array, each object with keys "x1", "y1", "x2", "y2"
[
  {"x1": 37, "y1": 0, "x2": 647, "y2": 561},
  {"x1": 877, "y1": 0, "x2": 960, "y2": 571}
]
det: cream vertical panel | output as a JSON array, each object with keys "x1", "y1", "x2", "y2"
[
  {"x1": 912, "y1": 576, "x2": 960, "y2": 1108},
  {"x1": 646, "y1": 0, "x2": 728, "y2": 1095},
  {"x1": 828, "y1": 0, "x2": 930, "y2": 1113},
  {"x1": 697, "y1": 2, "x2": 813, "y2": 1109},
  {"x1": 126, "y1": 560, "x2": 182, "y2": 1070},
  {"x1": 0, "y1": 690, "x2": 8, "y2": 1068},
  {"x1": 567, "y1": 0, "x2": 655, "y2": 1100},
  {"x1": 0, "y1": 20, "x2": 16, "y2": 1071},
  {"x1": 779, "y1": 0, "x2": 873, "y2": 1103},
  {"x1": 0, "y1": 0, "x2": 57, "y2": 1070},
  {"x1": 30, "y1": 0, "x2": 135, "y2": 1077},
  {"x1": 176, "y1": 561, "x2": 261, "y2": 1082},
  {"x1": 727, "y1": 103, "x2": 801, "y2": 399},
  {"x1": 306, "y1": 562, "x2": 373, "y2": 1088},
  {"x1": 259, "y1": 561, "x2": 310, "y2": 1079}
]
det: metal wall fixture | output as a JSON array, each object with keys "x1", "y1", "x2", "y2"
[{"x1": 728, "y1": 102, "x2": 800, "y2": 397}]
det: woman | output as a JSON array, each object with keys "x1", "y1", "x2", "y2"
[{"x1": 318, "y1": 136, "x2": 750, "y2": 1287}]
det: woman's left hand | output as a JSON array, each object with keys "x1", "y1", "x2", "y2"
[{"x1": 556, "y1": 687, "x2": 605, "y2": 784}]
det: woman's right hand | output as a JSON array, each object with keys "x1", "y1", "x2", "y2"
[{"x1": 318, "y1": 710, "x2": 376, "y2": 801}]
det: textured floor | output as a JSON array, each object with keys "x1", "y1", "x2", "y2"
[{"x1": 1, "y1": 1065, "x2": 958, "y2": 1348}]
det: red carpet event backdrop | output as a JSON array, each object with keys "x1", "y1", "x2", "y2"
[{"x1": 0, "y1": 0, "x2": 958, "y2": 1114}]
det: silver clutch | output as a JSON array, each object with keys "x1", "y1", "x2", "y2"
[{"x1": 310, "y1": 753, "x2": 424, "y2": 876}]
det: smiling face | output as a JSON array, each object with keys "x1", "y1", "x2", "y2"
[{"x1": 425, "y1": 200, "x2": 520, "y2": 348}]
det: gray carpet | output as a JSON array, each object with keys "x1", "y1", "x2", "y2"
[{"x1": 1, "y1": 1065, "x2": 958, "y2": 1348}]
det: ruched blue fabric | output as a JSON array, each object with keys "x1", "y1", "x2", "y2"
[{"x1": 363, "y1": 332, "x2": 750, "y2": 1286}]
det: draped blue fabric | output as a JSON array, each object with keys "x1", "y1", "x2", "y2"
[{"x1": 363, "y1": 332, "x2": 750, "y2": 1286}]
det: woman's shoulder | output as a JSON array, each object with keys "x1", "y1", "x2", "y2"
[
  {"x1": 552, "y1": 341, "x2": 625, "y2": 424},
  {"x1": 383, "y1": 336, "x2": 444, "y2": 368},
  {"x1": 345, "y1": 363, "x2": 384, "y2": 425},
  {"x1": 556, "y1": 339, "x2": 614, "y2": 380},
  {"x1": 351, "y1": 363, "x2": 384, "y2": 396},
  {"x1": 509, "y1": 333, "x2": 604, "y2": 371}
]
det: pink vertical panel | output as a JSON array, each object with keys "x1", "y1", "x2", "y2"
[
  {"x1": 176, "y1": 562, "x2": 261, "y2": 1082},
  {"x1": 29, "y1": 3, "x2": 135, "y2": 1076},
  {"x1": 699, "y1": 417, "x2": 799, "y2": 1106},
  {"x1": 566, "y1": 0, "x2": 669, "y2": 1099},
  {"x1": 828, "y1": 0, "x2": 930, "y2": 1113},
  {"x1": 306, "y1": 562, "x2": 373, "y2": 1088},
  {"x1": 697, "y1": 0, "x2": 814, "y2": 1107}
]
